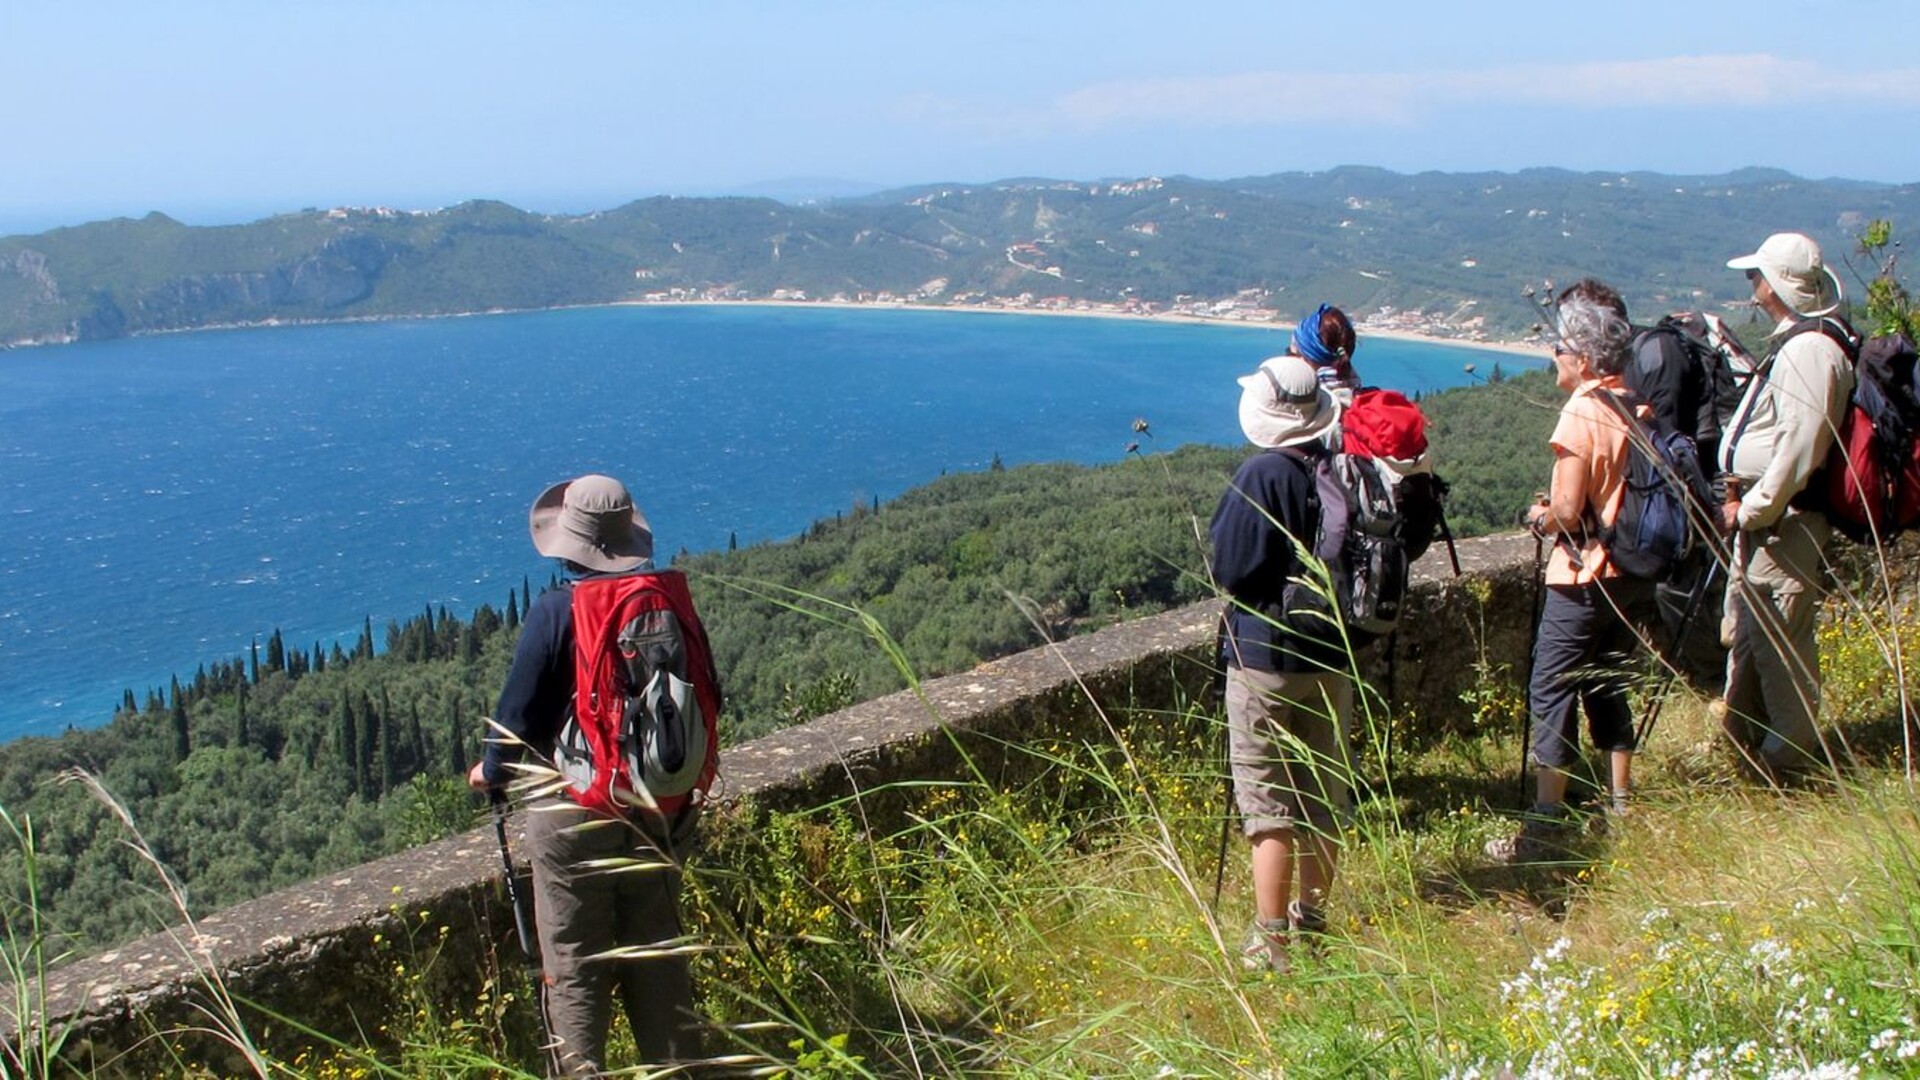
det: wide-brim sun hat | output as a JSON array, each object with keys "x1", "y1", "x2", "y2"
[
  {"x1": 1727, "y1": 232, "x2": 1843, "y2": 318},
  {"x1": 528, "y1": 473, "x2": 654, "y2": 573},
  {"x1": 1236, "y1": 354, "x2": 1341, "y2": 449}
]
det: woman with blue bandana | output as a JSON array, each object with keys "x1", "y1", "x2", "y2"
[{"x1": 1290, "y1": 303, "x2": 1361, "y2": 407}]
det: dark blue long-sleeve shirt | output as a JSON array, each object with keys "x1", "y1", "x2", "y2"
[
  {"x1": 1209, "y1": 450, "x2": 1342, "y2": 673},
  {"x1": 480, "y1": 582, "x2": 575, "y2": 784}
]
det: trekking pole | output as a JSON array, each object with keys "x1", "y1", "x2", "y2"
[
  {"x1": 1210, "y1": 612, "x2": 1235, "y2": 914},
  {"x1": 1516, "y1": 531, "x2": 1546, "y2": 806},
  {"x1": 1634, "y1": 558, "x2": 1721, "y2": 749},
  {"x1": 1436, "y1": 504, "x2": 1463, "y2": 577},
  {"x1": 491, "y1": 791, "x2": 555, "y2": 1069},
  {"x1": 1210, "y1": 769, "x2": 1234, "y2": 914}
]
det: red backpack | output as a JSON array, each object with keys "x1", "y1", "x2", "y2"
[
  {"x1": 1816, "y1": 332, "x2": 1920, "y2": 543},
  {"x1": 1341, "y1": 388, "x2": 1450, "y2": 564},
  {"x1": 552, "y1": 569, "x2": 722, "y2": 826}
]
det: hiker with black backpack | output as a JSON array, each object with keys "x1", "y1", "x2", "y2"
[
  {"x1": 1487, "y1": 280, "x2": 1656, "y2": 863},
  {"x1": 1715, "y1": 233, "x2": 1857, "y2": 782},
  {"x1": 1209, "y1": 354, "x2": 1353, "y2": 973},
  {"x1": 1624, "y1": 311, "x2": 1750, "y2": 692},
  {"x1": 468, "y1": 474, "x2": 719, "y2": 1075}
]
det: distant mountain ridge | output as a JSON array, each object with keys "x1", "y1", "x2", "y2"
[{"x1": 4, "y1": 166, "x2": 1916, "y2": 348}]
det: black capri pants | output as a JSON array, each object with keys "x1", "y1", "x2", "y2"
[{"x1": 1528, "y1": 577, "x2": 1652, "y2": 769}]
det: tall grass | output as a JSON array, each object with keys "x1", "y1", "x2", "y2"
[
  {"x1": 1, "y1": 555, "x2": 1915, "y2": 1076},
  {"x1": 670, "y1": 548, "x2": 1920, "y2": 1079}
]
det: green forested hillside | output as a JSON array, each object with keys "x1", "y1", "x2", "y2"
[{"x1": 4, "y1": 168, "x2": 1915, "y2": 346}]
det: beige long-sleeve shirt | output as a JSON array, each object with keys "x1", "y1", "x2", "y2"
[{"x1": 1720, "y1": 316, "x2": 1855, "y2": 530}]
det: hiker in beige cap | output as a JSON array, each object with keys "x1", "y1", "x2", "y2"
[{"x1": 1715, "y1": 233, "x2": 1857, "y2": 781}]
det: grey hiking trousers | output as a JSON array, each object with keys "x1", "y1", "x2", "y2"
[
  {"x1": 525, "y1": 797, "x2": 698, "y2": 1076},
  {"x1": 1721, "y1": 510, "x2": 1831, "y2": 770}
]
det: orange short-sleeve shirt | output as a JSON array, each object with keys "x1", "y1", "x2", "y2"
[{"x1": 1544, "y1": 377, "x2": 1631, "y2": 586}]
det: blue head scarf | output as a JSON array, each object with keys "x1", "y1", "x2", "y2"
[{"x1": 1290, "y1": 303, "x2": 1343, "y2": 366}]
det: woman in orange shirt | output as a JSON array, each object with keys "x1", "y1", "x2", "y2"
[{"x1": 1487, "y1": 279, "x2": 1653, "y2": 863}]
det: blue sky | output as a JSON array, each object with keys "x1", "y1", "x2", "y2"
[{"x1": 3, "y1": 0, "x2": 1915, "y2": 235}]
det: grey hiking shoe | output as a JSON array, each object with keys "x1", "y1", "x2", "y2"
[
  {"x1": 1288, "y1": 901, "x2": 1329, "y2": 957},
  {"x1": 1240, "y1": 918, "x2": 1291, "y2": 974}
]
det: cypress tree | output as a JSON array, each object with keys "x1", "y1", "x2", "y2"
[
  {"x1": 266, "y1": 629, "x2": 285, "y2": 674},
  {"x1": 249, "y1": 639, "x2": 260, "y2": 684},
  {"x1": 378, "y1": 688, "x2": 398, "y2": 794},
  {"x1": 446, "y1": 699, "x2": 467, "y2": 776},
  {"x1": 171, "y1": 697, "x2": 191, "y2": 763},
  {"x1": 521, "y1": 578, "x2": 531, "y2": 616},
  {"x1": 360, "y1": 693, "x2": 381, "y2": 799},
  {"x1": 506, "y1": 590, "x2": 520, "y2": 630},
  {"x1": 338, "y1": 690, "x2": 360, "y2": 795},
  {"x1": 234, "y1": 680, "x2": 249, "y2": 748},
  {"x1": 408, "y1": 703, "x2": 427, "y2": 779}
]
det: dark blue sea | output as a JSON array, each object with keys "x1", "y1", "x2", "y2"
[{"x1": 0, "y1": 304, "x2": 1518, "y2": 740}]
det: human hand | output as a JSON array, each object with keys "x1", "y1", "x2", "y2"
[
  {"x1": 1720, "y1": 478, "x2": 1743, "y2": 536},
  {"x1": 466, "y1": 760, "x2": 495, "y2": 793},
  {"x1": 1524, "y1": 495, "x2": 1550, "y2": 535}
]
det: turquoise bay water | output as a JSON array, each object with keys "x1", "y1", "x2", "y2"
[{"x1": 0, "y1": 305, "x2": 1518, "y2": 740}]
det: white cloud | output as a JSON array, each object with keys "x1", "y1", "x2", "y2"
[{"x1": 905, "y1": 54, "x2": 1920, "y2": 136}]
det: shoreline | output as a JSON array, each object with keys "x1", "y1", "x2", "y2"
[
  {"x1": 621, "y1": 297, "x2": 1552, "y2": 360},
  {"x1": 4, "y1": 295, "x2": 1550, "y2": 361}
]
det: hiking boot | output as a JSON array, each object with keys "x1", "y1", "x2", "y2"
[
  {"x1": 1288, "y1": 901, "x2": 1329, "y2": 957},
  {"x1": 1240, "y1": 918, "x2": 1291, "y2": 974},
  {"x1": 1484, "y1": 808, "x2": 1573, "y2": 864}
]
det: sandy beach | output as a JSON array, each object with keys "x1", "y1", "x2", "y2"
[{"x1": 11, "y1": 293, "x2": 1551, "y2": 360}]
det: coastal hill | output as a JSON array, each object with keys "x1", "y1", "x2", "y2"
[{"x1": 4, "y1": 167, "x2": 1917, "y2": 347}]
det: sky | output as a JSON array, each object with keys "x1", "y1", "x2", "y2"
[{"x1": 3, "y1": 0, "x2": 1917, "y2": 236}]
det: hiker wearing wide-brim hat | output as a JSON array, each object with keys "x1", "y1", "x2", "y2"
[
  {"x1": 529, "y1": 473, "x2": 655, "y2": 573},
  {"x1": 470, "y1": 472, "x2": 701, "y2": 1072},
  {"x1": 1715, "y1": 232, "x2": 1857, "y2": 783},
  {"x1": 1236, "y1": 353, "x2": 1342, "y2": 450},
  {"x1": 1211, "y1": 353, "x2": 1353, "y2": 974}
]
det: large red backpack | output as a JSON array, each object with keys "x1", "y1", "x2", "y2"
[
  {"x1": 1341, "y1": 387, "x2": 1449, "y2": 563},
  {"x1": 1816, "y1": 332, "x2": 1920, "y2": 543},
  {"x1": 552, "y1": 569, "x2": 722, "y2": 826}
]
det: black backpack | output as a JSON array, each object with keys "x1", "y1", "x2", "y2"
[
  {"x1": 1273, "y1": 445, "x2": 1408, "y2": 649},
  {"x1": 1628, "y1": 314, "x2": 1753, "y2": 471},
  {"x1": 1332, "y1": 453, "x2": 1410, "y2": 644}
]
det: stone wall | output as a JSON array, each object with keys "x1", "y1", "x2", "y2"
[{"x1": 24, "y1": 532, "x2": 1540, "y2": 1074}]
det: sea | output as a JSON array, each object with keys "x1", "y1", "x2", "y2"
[{"x1": 0, "y1": 304, "x2": 1521, "y2": 742}]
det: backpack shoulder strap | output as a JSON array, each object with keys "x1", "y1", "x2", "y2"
[{"x1": 1783, "y1": 315, "x2": 1861, "y2": 362}]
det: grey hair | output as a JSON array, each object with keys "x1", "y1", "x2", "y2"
[{"x1": 1555, "y1": 279, "x2": 1634, "y2": 376}]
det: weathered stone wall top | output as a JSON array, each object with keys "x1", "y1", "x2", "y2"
[{"x1": 31, "y1": 532, "x2": 1541, "y2": 1069}]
